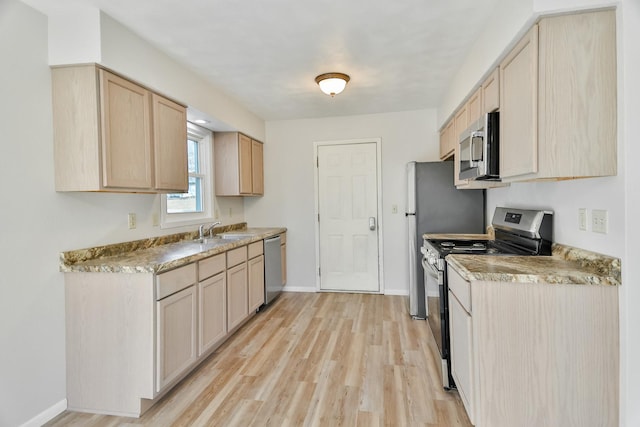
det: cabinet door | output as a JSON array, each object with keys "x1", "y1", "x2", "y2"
[
  {"x1": 153, "y1": 94, "x2": 188, "y2": 192},
  {"x1": 467, "y1": 87, "x2": 483, "y2": 124},
  {"x1": 449, "y1": 290, "x2": 475, "y2": 425},
  {"x1": 453, "y1": 103, "x2": 469, "y2": 187},
  {"x1": 248, "y1": 255, "x2": 265, "y2": 312},
  {"x1": 537, "y1": 11, "x2": 616, "y2": 179},
  {"x1": 281, "y1": 242, "x2": 287, "y2": 286},
  {"x1": 238, "y1": 134, "x2": 253, "y2": 195},
  {"x1": 439, "y1": 120, "x2": 455, "y2": 160},
  {"x1": 156, "y1": 285, "x2": 197, "y2": 393},
  {"x1": 251, "y1": 140, "x2": 264, "y2": 195},
  {"x1": 500, "y1": 25, "x2": 539, "y2": 179},
  {"x1": 99, "y1": 69, "x2": 153, "y2": 189},
  {"x1": 227, "y1": 262, "x2": 248, "y2": 331},
  {"x1": 482, "y1": 68, "x2": 500, "y2": 114},
  {"x1": 199, "y1": 272, "x2": 226, "y2": 356}
]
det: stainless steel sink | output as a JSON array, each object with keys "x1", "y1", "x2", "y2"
[
  {"x1": 218, "y1": 233, "x2": 251, "y2": 239},
  {"x1": 192, "y1": 236, "x2": 243, "y2": 244}
]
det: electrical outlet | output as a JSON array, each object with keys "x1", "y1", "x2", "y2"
[
  {"x1": 229, "y1": 207, "x2": 233, "y2": 217},
  {"x1": 128, "y1": 213, "x2": 137, "y2": 229},
  {"x1": 578, "y1": 208, "x2": 587, "y2": 231},
  {"x1": 392, "y1": 204, "x2": 398, "y2": 214},
  {"x1": 592, "y1": 209, "x2": 608, "y2": 234},
  {"x1": 152, "y1": 213, "x2": 160, "y2": 227}
]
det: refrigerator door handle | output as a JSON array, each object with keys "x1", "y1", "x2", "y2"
[{"x1": 369, "y1": 217, "x2": 376, "y2": 230}]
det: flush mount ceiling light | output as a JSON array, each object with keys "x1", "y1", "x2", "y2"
[{"x1": 315, "y1": 72, "x2": 350, "y2": 97}]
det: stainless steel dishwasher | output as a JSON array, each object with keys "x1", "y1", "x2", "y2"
[{"x1": 264, "y1": 235, "x2": 283, "y2": 304}]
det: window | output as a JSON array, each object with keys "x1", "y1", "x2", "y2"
[{"x1": 161, "y1": 122, "x2": 213, "y2": 228}]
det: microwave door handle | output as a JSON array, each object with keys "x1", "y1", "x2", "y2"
[
  {"x1": 469, "y1": 131, "x2": 483, "y2": 166},
  {"x1": 468, "y1": 135, "x2": 475, "y2": 168}
]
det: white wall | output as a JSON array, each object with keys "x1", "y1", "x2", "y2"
[
  {"x1": 438, "y1": 0, "x2": 534, "y2": 124},
  {"x1": 620, "y1": 1, "x2": 640, "y2": 424},
  {"x1": 0, "y1": 2, "x2": 254, "y2": 425},
  {"x1": 40, "y1": 7, "x2": 266, "y2": 141},
  {"x1": 98, "y1": 13, "x2": 266, "y2": 142},
  {"x1": 437, "y1": 0, "x2": 638, "y2": 424},
  {"x1": 0, "y1": 5, "x2": 66, "y2": 426},
  {"x1": 245, "y1": 110, "x2": 438, "y2": 294}
]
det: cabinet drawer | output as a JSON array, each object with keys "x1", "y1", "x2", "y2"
[
  {"x1": 248, "y1": 241, "x2": 264, "y2": 259},
  {"x1": 279, "y1": 232, "x2": 286, "y2": 245},
  {"x1": 448, "y1": 266, "x2": 471, "y2": 313},
  {"x1": 227, "y1": 246, "x2": 247, "y2": 268},
  {"x1": 156, "y1": 263, "x2": 196, "y2": 301},
  {"x1": 199, "y1": 253, "x2": 225, "y2": 281}
]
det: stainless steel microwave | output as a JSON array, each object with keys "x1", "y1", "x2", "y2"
[{"x1": 458, "y1": 111, "x2": 500, "y2": 181}]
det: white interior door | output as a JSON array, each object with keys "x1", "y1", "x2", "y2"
[{"x1": 317, "y1": 142, "x2": 379, "y2": 292}]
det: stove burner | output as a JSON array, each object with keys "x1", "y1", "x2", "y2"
[
  {"x1": 440, "y1": 242, "x2": 455, "y2": 248},
  {"x1": 453, "y1": 242, "x2": 488, "y2": 251}
]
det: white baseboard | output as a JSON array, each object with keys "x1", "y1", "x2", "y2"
[
  {"x1": 19, "y1": 399, "x2": 66, "y2": 427},
  {"x1": 282, "y1": 286, "x2": 315, "y2": 293},
  {"x1": 384, "y1": 289, "x2": 409, "y2": 296},
  {"x1": 283, "y1": 287, "x2": 409, "y2": 296}
]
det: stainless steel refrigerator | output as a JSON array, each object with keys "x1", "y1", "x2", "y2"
[{"x1": 405, "y1": 161, "x2": 485, "y2": 319}]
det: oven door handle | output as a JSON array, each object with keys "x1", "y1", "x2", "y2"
[{"x1": 422, "y1": 256, "x2": 439, "y2": 277}]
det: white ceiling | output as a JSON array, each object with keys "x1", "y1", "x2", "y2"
[{"x1": 25, "y1": 0, "x2": 501, "y2": 121}]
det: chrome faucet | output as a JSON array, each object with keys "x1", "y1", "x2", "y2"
[
  {"x1": 198, "y1": 224, "x2": 207, "y2": 240},
  {"x1": 207, "y1": 221, "x2": 222, "y2": 237},
  {"x1": 198, "y1": 221, "x2": 222, "y2": 240}
]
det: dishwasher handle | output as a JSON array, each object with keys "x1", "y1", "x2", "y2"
[{"x1": 265, "y1": 235, "x2": 281, "y2": 244}]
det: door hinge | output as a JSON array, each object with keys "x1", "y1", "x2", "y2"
[
  {"x1": 317, "y1": 213, "x2": 320, "y2": 222},
  {"x1": 318, "y1": 268, "x2": 321, "y2": 277},
  {"x1": 316, "y1": 157, "x2": 319, "y2": 167}
]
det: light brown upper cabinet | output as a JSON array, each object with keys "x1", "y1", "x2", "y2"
[
  {"x1": 500, "y1": 10, "x2": 617, "y2": 181},
  {"x1": 153, "y1": 94, "x2": 188, "y2": 191},
  {"x1": 500, "y1": 25, "x2": 539, "y2": 179},
  {"x1": 51, "y1": 65, "x2": 187, "y2": 193},
  {"x1": 453, "y1": 102, "x2": 470, "y2": 187},
  {"x1": 214, "y1": 132, "x2": 264, "y2": 196},
  {"x1": 439, "y1": 119, "x2": 455, "y2": 160},
  {"x1": 467, "y1": 87, "x2": 483, "y2": 124},
  {"x1": 482, "y1": 68, "x2": 500, "y2": 114}
]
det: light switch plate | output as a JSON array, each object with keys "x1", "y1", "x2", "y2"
[
  {"x1": 592, "y1": 209, "x2": 608, "y2": 234},
  {"x1": 392, "y1": 204, "x2": 398, "y2": 214}
]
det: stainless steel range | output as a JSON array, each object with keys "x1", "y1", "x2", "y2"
[{"x1": 421, "y1": 207, "x2": 553, "y2": 389}]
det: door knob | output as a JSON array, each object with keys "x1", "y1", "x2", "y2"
[{"x1": 369, "y1": 217, "x2": 376, "y2": 230}]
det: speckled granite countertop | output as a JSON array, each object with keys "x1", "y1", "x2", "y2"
[
  {"x1": 423, "y1": 226, "x2": 495, "y2": 241},
  {"x1": 60, "y1": 223, "x2": 286, "y2": 274},
  {"x1": 447, "y1": 243, "x2": 621, "y2": 286}
]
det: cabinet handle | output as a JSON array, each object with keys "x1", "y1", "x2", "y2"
[{"x1": 369, "y1": 217, "x2": 376, "y2": 231}]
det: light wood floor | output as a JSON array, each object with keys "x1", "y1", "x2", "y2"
[{"x1": 47, "y1": 292, "x2": 471, "y2": 426}]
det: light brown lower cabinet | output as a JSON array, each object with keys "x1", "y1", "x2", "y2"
[
  {"x1": 248, "y1": 255, "x2": 265, "y2": 312},
  {"x1": 447, "y1": 265, "x2": 619, "y2": 427},
  {"x1": 227, "y1": 246, "x2": 249, "y2": 332},
  {"x1": 64, "y1": 241, "x2": 270, "y2": 417},
  {"x1": 248, "y1": 241, "x2": 265, "y2": 312},
  {"x1": 198, "y1": 272, "x2": 226, "y2": 356},
  {"x1": 156, "y1": 285, "x2": 197, "y2": 393}
]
